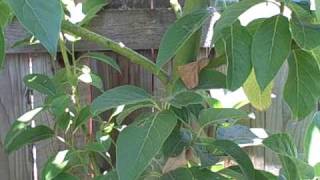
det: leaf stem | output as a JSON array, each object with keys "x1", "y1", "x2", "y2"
[{"x1": 61, "y1": 20, "x2": 170, "y2": 85}]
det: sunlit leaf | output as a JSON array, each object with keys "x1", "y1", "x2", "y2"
[
  {"x1": 42, "y1": 150, "x2": 71, "y2": 180},
  {"x1": 116, "y1": 111, "x2": 177, "y2": 180},
  {"x1": 6, "y1": 0, "x2": 63, "y2": 54},
  {"x1": 17, "y1": 107, "x2": 43, "y2": 123},
  {"x1": 304, "y1": 112, "x2": 320, "y2": 166},
  {"x1": 91, "y1": 85, "x2": 153, "y2": 115}
]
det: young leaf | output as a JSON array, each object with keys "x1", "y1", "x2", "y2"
[
  {"x1": 91, "y1": 85, "x2": 153, "y2": 115},
  {"x1": 4, "y1": 125, "x2": 54, "y2": 153},
  {"x1": 204, "y1": 139, "x2": 255, "y2": 180},
  {"x1": 156, "y1": 9, "x2": 211, "y2": 67},
  {"x1": 169, "y1": 91, "x2": 203, "y2": 108},
  {"x1": 290, "y1": 15, "x2": 320, "y2": 50},
  {"x1": 284, "y1": 49, "x2": 320, "y2": 118},
  {"x1": 222, "y1": 21, "x2": 252, "y2": 90},
  {"x1": 213, "y1": 0, "x2": 263, "y2": 41},
  {"x1": 0, "y1": 27, "x2": 5, "y2": 69},
  {"x1": 79, "y1": 52, "x2": 120, "y2": 72},
  {"x1": 24, "y1": 74, "x2": 57, "y2": 96},
  {"x1": 252, "y1": 15, "x2": 291, "y2": 90},
  {"x1": 243, "y1": 71, "x2": 273, "y2": 111},
  {"x1": 6, "y1": 0, "x2": 63, "y2": 54},
  {"x1": 304, "y1": 112, "x2": 320, "y2": 166},
  {"x1": 116, "y1": 111, "x2": 177, "y2": 180},
  {"x1": 198, "y1": 108, "x2": 248, "y2": 129}
]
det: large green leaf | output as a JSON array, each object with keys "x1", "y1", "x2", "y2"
[
  {"x1": 116, "y1": 111, "x2": 177, "y2": 180},
  {"x1": 116, "y1": 102, "x2": 154, "y2": 125},
  {"x1": 91, "y1": 85, "x2": 153, "y2": 115},
  {"x1": 156, "y1": 9, "x2": 211, "y2": 67},
  {"x1": 198, "y1": 108, "x2": 248, "y2": 129},
  {"x1": 5, "y1": 125, "x2": 54, "y2": 153},
  {"x1": 24, "y1": 74, "x2": 57, "y2": 96},
  {"x1": 213, "y1": 0, "x2": 263, "y2": 41},
  {"x1": 0, "y1": 27, "x2": 4, "y2": 69},
  {"x1": 222, "y1": 21, "x2": 252, "y2": 90},
  {"x1": 284, "y1": 49, "x2": 320, "y2": 118},
  {"x1": 252, "y1": 15, "x2": 291, "y2": 90},
  {"x1": 203, "y1": 139, "x2": 255, "y2": 180},
  {"x1": 79, "y1": 52, "x2": 120, "y2": 72},
  {"x1": 304, "y1": 112, "x2": 320, "y2": 166},
  {"x1": 6, "y1": 0, "x2": 62, "y2": 54},
  {"x1": 263, "y1": 133, "x2": 298, "y2": 157},
  {"x1": 196, "y1": 69, "x2": 226, "y2": 90},
  {"x1": 169, "y1": 91, "x2": 203, "y2": 108},
  {"x1": 0, "y1": 0, "x2": 12, "y2": 27},
  {"x1": 161, "y1": 167, "x2": 228, "y2": 180},
  {"x1": 243, "y1": 71, "x2": 273, "y2": 111},
  {"x1": 162, "y1": 128, "x2": 192, "y2": 157},
  {"x1": 290, "y1": 14, "x2": 320, "y2": 50}
]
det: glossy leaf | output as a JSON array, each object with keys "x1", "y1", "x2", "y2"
[
  {"x1": 156, "y1": 9, "x2": 211, "y2": 67},
  {"x1": 252, "y1": 15, "x2": 291, "y2": 90},
  {"x1": 91, "y1": 85, "x2": 152, "y2": 115},
  {"x1": 79, "y1": 52, "x2": 120, "y2": 72},
  {"x1": 5, "y1": 125, "x2": 54, "y2": 153},
  {"x1": 116, "y1": 111, "x2": 177, "y2": 180},
  {"x1": 198, "y1": 108, "x2": 248, "y2": 129},
  {"x1": 243, "y1": 71, "x2": 273, "y2": 111},
  {"x1": 196, "y1": 69, "x2": 226, "y2": 90},
  {"x1": 284, "y1": 49, "x2": 320, "y2": 118},
  {"x1": 169, "y1": 91, "x2": 203, "y2": 108},
  {"x1": 290, "y1": 15, "x2": 320, "y2": 50},
  {"x1": 0, "y1": 27, "x2": 5, "y2": 69},
  {"x1": 6, "y1": 0, "x2": 62, "y2": 54},
  {"x1": 24, "y1": 74, "x2": 57, "y2": 96},
  {"x1": 204, "y1": 139, "x2": 255, "y2": 180},
  {"x1": 161, "y1": 167, "x2": 228, "y2": 180},
  {"x1": 222, "y1": 21, "x2": 252, "y2": 90},
  {"x1": 214, "y1": 0, "x2": 263, "y2": 41},
  {"x1": 304, "y1": 112, "x2": 320, "y2": 166}
]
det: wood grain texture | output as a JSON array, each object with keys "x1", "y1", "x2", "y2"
[{"x1": 0, "y1": 54, "x2": 33, "y2": 180}]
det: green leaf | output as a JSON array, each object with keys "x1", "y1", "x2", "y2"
[
  {"x1": 91, "y1": 85, "x2": 153, "y2": 115},
  {"x1": 49, "y1": 95, "x2": 71, "y2": 117},
  {"x1": 6, "y1": 0, "x2": 62, "y2": 54},
  {"x1": 280, "y1": 155, "x2": 314, "y2": 180},
  {"x1": 315, "y1": 163, "x2": 320, "y2": 177},
  {"x1": 79, "y1": 52, "x2": 120, "y2": 72},
  {"x1": 169, "y1": 91, "x2": 203, "y2": 108},
  {"x1": 196, "y1": 69, "x2": 226, "y2": 89},
  {"x1": 81, "y1": 0, "x2": 110, "y2": 25},
  {"x1": 246, "y1": 18, "x2": 265, "y2": 35},
  {"x1": 252, "y1": 15, "x2": 291, "y2": 90},
  {"x1": 284, "y1": 49, "x2": 320, "y2": 118},
  {"x1": 204, "y1": 139, "x2": 255, "y2": 180},
  {"x1": 222, "y1": 21, "x2": 252, "y2": 90},
  {"x1": 263, "y1": 133, "x2": 297, "y2": 157},
  {"x1": 116, "y1": 111, "x2": 177, "y2": 180},
  {"x1": 156, "y1": 9, "x2": 211, "y2": 67},
  {"x1": 24, "y1": 74, "x2": 57, "y2": 96},
  {"x1": 290, "y1": 15, "x2": 320, "y2": 50},
  {"x1": 213, "y1": 0, "x2": 263, "y2": 41},
  {"x1": 198, "y1": 108, "x2": 248, "y2": 129},
  {"x1": 0, "y1": 27, "x2": 5, "y2": 69},
  {"x1": 74, "y1": 106, "x2": 91, "y2": 130},
  {"x1": 53, "y1": 173, "x2": 79, "y2": 180},
  {"x1": 78, "y1": 72, "x2": 104, "y2": 91},
  {"x1": 17, "y1": 107, "x2": 43, "y2": 123},
  {"x1": 162, "y1": 128, "x2": 192, "y2": 157},
  {"x1": 42, "y1": 150, "x2": 71, "y2": 180},
  {"x1": 304, "y1": 111, "x2": 320, "y2": 166},
  {"x1": 243, "y1": 71, "x2": 273, "y2": 111},
  {"x1": 94, "y1": 171, "x2": 118, "y2": 180},
  {"x1": 85, "y1": 138, "x2": 111, "y2": 153},
  {"x1": 0, "y1": 0, "x2": 12, "y2": 27},
  {"x1": 161, "y1": 167, "x2": 228, "y2": 180},
  {"x1": 116, "y1": 102, "x2": 154, "y2": 125},
  {"x1": 5, "y1": 125, "x2": 54, "y2": 153}
]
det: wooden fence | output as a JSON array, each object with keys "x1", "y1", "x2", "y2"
[{"x1": 0, "y1": 1, "x2": 314, "y2": 179}]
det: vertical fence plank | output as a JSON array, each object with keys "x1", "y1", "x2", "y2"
[{"x1": 0, "y1": 54, "x2": 33, "y2": 180}]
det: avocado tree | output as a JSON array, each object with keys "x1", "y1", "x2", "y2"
[{"x1": 0, "y1": 0, "x2": 320, "y2": 179}]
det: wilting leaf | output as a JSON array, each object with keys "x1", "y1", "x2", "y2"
[
  {"x1": 243, "y1": 71, "x2": 273, "y2": 111},
  {"x1": 284, "y1": 49, "x2": 320, "y2": 118},
  {"x1": 116, "y1": 111, "x2": 177, "y2": 180},
  {"x1": 252, "y1": 15, "x2": 291, "y2": 90},
  {"x1": 156, "y1": 9, "x2": 211, "y2": 67},
  {"x1": 91, "y1": 85, "x2": 153, "y2": 115},
  {"x1": 6, "y1": 0, "x2": 62, "y2": 54}
]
